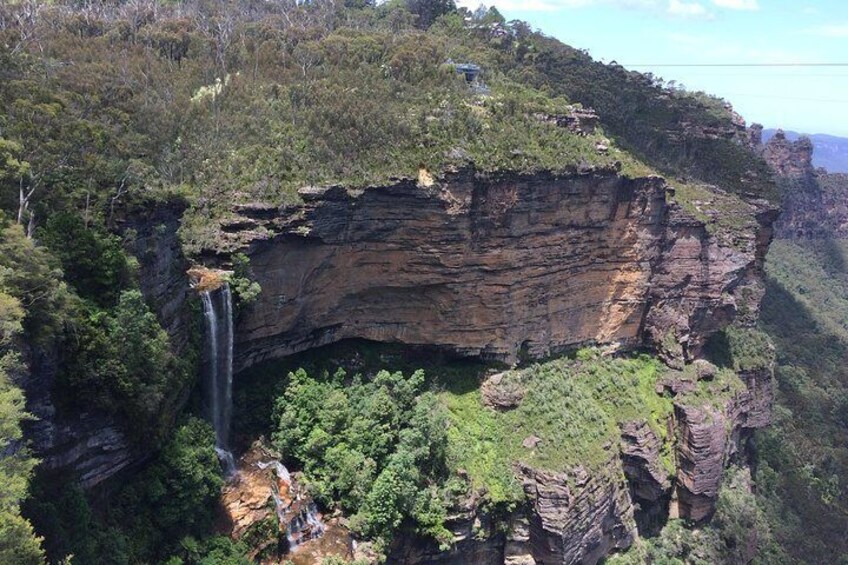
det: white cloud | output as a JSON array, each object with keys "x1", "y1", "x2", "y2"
[
  {"x1": 711, "y1": 0, "x2": 759, "y2": 10},
  {"x1": 667, "y1": 0, "x2": 709, "y2": 17},
  {"x1": 810, "y1": 24, "x2": 848, "y2": 38}
]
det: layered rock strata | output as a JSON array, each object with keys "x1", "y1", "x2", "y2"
[
  {"x1": 230, "y1": 168, "x2": 776, "y2": 371},
  {"x1": 12, "y1": 165, "x2": 779, "y2": 565},
  {"x1": 748, "y1": 125, "x2": 848, "y2": 240},
  {"x1": 671, "y1": 365, "x2": 774, "y2": 521},
  {"x1": 216, "y1": 168, "x2": 776, "y2": 562}
]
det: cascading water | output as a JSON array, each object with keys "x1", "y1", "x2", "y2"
[
  {"x1": 258, "y1": 458, "x2": 326, "y2": 552},
  {"x1": 201, "y1": 282, "x2": 330, "y2": 553},
  {"x1": 201, "y1": 284, "x2": 236, "y2": 477},
  {"x1": 221, "y1": 444, "x2": 344, "y2": 560}
]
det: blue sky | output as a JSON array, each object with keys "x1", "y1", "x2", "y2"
[{"x1": 457, "y1": 0, "x2": 848, "y2": 136}]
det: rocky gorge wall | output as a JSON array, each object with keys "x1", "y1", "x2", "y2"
[
  {"x1": 750, "y1": 126, "x2": 848, "y2": 240},
  {"x1": 209, "y1": 167, "x2": 777, "y2": 564},
  {"x1": 230, "y1": 168, "x2": 777, "y2": 372},
  {"x1": 20, "y1": 163, "x2": 779, "y2": 565},
  {"x1": 21, "y1": 204, "x2": 196, "y2": 487}
]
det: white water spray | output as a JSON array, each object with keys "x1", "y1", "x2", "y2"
[
  {"x1": 201, "y1": 285, "x2": 236, "y2": 477},
  {"x1": 257, "y1": 459, "x2": 326, "y2": 552}
]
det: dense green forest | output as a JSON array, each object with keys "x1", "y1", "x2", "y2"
[
  {"x1": 0, "y1": 0, "x2": 829, "y2": 564},
  {"x1": 755, "y1": 237, "x2": 848, "y2": 563}
]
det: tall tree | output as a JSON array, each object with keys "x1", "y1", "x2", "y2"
[
  {"x1": 0, "y1": 221, "x2": 46, "y2": 565},
  {"x1": 405, "y1": 0, "x2": 456, "y2": 29}
]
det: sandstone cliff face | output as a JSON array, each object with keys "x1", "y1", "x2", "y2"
[
  {"x1": 18, "y1": 165, "x2": 778, "y2": 564},
  {"x1": 22, "y1": 204, "x2": 196, "y2": 487},
  {"x1": 390, "y1": 456, "x2": 636, "y2": 565},
  {"x1": 749, "y1": 126, "x2": 837, "y2": 240},
  {"x1": 517, "y1": 460, "x2": 635, "y2": 564},
  {"x1": 18, "y1": 344, "x2": 135, "y2": 487},
  {"x1": 190, "y1": 166, "x2": 776, "y2": 565},
  {"x1": 771, "y1": 169, "x2": 848, "y2": 239},
  {"x1": 619, "y1": 420, "x2": 670, "y2": 518},
  {"x1": 759, "y1": 129, "x2": 814, "y2": 178},
  {"x1": 229, "y1": 168, "x2": 775, "y2": 372},
  {"x1": 22, "y1": 165, "x2": 777, "y2": 493},
  {"x1": 671, "y1": 366, "x2": 774, "y2": 522}
]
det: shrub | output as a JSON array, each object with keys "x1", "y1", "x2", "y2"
[{"x1": 38, "y1": 212, "x2": 134, "y2": 307}]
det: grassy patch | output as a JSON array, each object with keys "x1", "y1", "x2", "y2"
[
  {"x1": 438, "y1": 349, "x2": 674, "y2": 504},
  {"x1": 238, "y1": 342, "x2": 677, "y2": 510},
  {"x1": 669, "y1": 180, "x2": 758, "y2": 242},
  {"x1": 673, "y1": 365, "x2": 746, "y2": 414}
]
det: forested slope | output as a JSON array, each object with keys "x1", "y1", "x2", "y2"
[{"x1": 0, "y1": 1, "x2": 784, "y2": 563}]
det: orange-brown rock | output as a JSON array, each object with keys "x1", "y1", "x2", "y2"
[
  {"x1": 672, "y1": 365, "x2": 774, "y2": 522},
  {"x1": 219, "y1": 442, "x2": 352, "y2": 563},
  {"x1": 227, "y1": 168, "x2": 777, "y2": 373},
  {"x1": 219, "y1": 444, "x2": 288, "y2": 541},
  {"x1": 188, "y1": 266, "x2": 229, "y2": 293}
]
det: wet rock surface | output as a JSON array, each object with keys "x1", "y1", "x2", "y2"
[{"x1": 219, "y1": 442, "x2": 352, "y2": 564}]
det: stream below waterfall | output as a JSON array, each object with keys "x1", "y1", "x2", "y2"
[{"x1": 219, "y1": 442, "x2": 346, "y2": 563}]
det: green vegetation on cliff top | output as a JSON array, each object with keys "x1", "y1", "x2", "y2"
[
  {"x1": 0, "y1": 0, "x2": 782, "y2": 562},
  {"x1": 0, "y1": 0, "x2": 774, "y2": 256}
]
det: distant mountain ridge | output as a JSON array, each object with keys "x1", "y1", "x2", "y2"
[{"x1": 763, "y1": 128, "x2": 848, "y2": 173}]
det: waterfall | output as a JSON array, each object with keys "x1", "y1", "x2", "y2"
[
  {"x1": 201, "y1": 285, "x2": 236, "y2": 478},
  {"x1": 258, "y1": 458, "x2": 327, "y2": 552},
  {"x1": 284, "y1": 502, "x2": 326, "y2": 552}
]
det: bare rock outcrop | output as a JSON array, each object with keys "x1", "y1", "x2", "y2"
[
  {"x1": 21, "y1": 166, "x2": 778, "y2": 492},
  {"x1": 533, "y1": 106, "x2": 600, "y2": 135},
  {"x1": 672, "y1": 365, "x2": 774, "y2": 522},
  {"x1": 749, "y1": 125, "x2": 831, "y2": 239},
  {"x1": 228, "y1": 168, "x2": 776, "y2": 373},
  {"x1": 620, "y1": 420, "x2": 670, "y2": 505},
  {"x1": 759, "y1": 129, "x2": 814, "y2": 178},
  {"x1": 219, "y1": 442, "x2": 352, "y2": 563},
  {"x1": 517, "y1": 461, "x2": 635, "y2": 565},
  {"x1": 482, "y1": 371, "x2": 526, "y2": 410}
]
